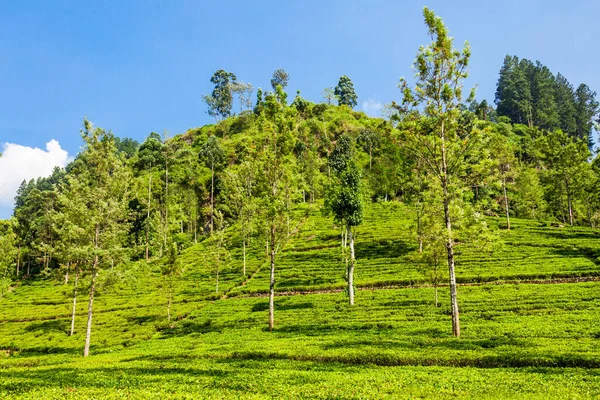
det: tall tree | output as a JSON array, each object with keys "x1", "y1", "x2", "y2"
[
  {"x1": 270, "y1": 68, "x2": 290, "y2": 91},
  {"x1": 230, "y1": 81, "x2": 254, "y2": 113},
  {"x1": 539, "y1": 129, "x2": 591, "y2": 226},
  {"x1": 136, "y1": 133, "x2": 164, "y2": 260},
  {"x1": 204, "y1": 69, "x2": 237, "y2": 119},
  {"x1": 574, "y1": 84, "x2": 599, "y2": 149},
  {"x1": 396, "y1": 7, "x2": 477, "y2": 337},
  {"x1": 554, "y1": 73, "x2": 577, "y2": 135},
  {"x1": 199, "y1": 135, "x2": 225, "y2": 234},
  {"x1": 488, "y1": 131, "x2": 518, "y2": 229},
  {"x1": 326, "y1": 159, "x2": 364, "y2": 305},
  {"x1": 254, "y1": 92, "x2": 296, "y2": 331},
  {"x1": 66, "y1": 118, "x2": 131, "y2": 357},
  {"x1": 334, "y1": 75, "x2": 358, "y2": 108},
  {"x1": 222, "y1": 162, "x2": 256, "y2": 276}
]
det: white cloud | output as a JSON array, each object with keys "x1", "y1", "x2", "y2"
[
  {"x1": 0, "y1": 140, "x2": 70, "y2": 209},
  {"x1": 362, "y1": 99, "x2": 383, "y2": 117}
]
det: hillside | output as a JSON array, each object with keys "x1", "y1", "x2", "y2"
[{"x1": 1, "y1": 202, "x2": 600, "y2": 398}]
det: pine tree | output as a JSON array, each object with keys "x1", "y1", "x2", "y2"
[{"x1": 396, "y1": 7, "x2": 478, "y2": 337}]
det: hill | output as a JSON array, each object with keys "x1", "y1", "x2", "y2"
[{"x1": 1, "y1": 202, "x2": 600, "y2": 398}]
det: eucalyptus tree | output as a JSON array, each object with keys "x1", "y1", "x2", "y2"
[
  {"x1": 161, "y1": 240, "x2": 182, "y2": 323},
  {"x1": 254, "y1": 91, "x2": 296, "y2": 331},
  {"x1": 199, "y1": 135, "x2": 225, "y2": 234},
  {"x1": 136, "y1": 133, "x2": 164, "y2": 260},
  {"x1": 395, "y1": 7, "x2": 478, "y2": 337},
  {"x1": 488, "y1": 131, "x2": 518, "y2": 229},
  {"x1": 204, "y1": 69, "x2": 237, "y2": 120},
  {"x1": 357, "y1": 128, "x2": 381, "y2": 170},
  {"x1": 66, "y1": 118, "x2": 131, "y2": 357},
  {"x1": 222, "y1": 161, "x2": 257, "y2": 276},
  {"x1": 325, "y1": 160, "x2": 364, "y2": 305},
  {"x1": 230, "y1": 81, "x2": 254, "y2": 113}
]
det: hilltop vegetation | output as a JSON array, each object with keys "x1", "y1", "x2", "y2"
[{"x1": 0, "y1": 6, "x2": 599, "y2": 398}]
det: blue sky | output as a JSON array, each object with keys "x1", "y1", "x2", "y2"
[{"x1": 0, "y1": 0, "x2": 599, "y2": 218}]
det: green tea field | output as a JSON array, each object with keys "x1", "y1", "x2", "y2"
[{"x1": 1, "y1": 203, "x2": 600, "y2": 399}]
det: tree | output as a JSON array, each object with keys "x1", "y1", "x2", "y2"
[
  {"x1": 396, "y1": 7, "x2": 477, "y2": 337},
  {"x1": 357, "y1": 128, "x2": 381, "y2": 170},
  {"x1": 199, "y1": 135, "x2": 225, "y2": 234},
  {"x1": 136, "y1": 133, "x2": 164, "y2": 260},
  {"x1": 554, "y1": 73, "x2": 577, "y2": 135},
  {"x1": 325, "y1": 160, "x2": 364, "y2": 305},
  {"x1": 334, "y1": 75, "x2": 358, "y2": 108},
  {"x1": 230, "y1": 81, "x2": 254, "y2": 113},
  {"x1": 66, "y1": 118, "x2": 131, "y2": 357},
  {"x1": 0, "y1": 220, "x2": 17, "y2": 297},
  {"x1": 321, "y1": 87, "x2": 337, "y2": 105},
  {"x1": 204, "y1": 69, "x2": 237, "y2": 119},
  {"x1": 161, "y1": 240, "x2": 182, "y2": 323},
  {"x1": 488, "y1": 131, "x2": 517, "y2": 229},
  {"x1": 204, "y1": 211, "x2": 230, "y2": 295},
  {"x1": 222, "y1": 162, "x2": 257, "y2": 276},
  {"x1": 513, "y1": 165, "x2": 546, "y2": 219},
  {"x1": 270, "y1": 68, "x2": 290, "y2": 91},
  {"x1": 114, "y1": 137, "x2": 140, "y2": 159},
  {"x1": 253, "y1": 92, "x2": 296, "y2": 331},
  {"x1": 539, "y1": 129, "x2": 591, "y2": 226},
  {"x1": 574, "y1": 84, "x2": 599, "y2": 149}
]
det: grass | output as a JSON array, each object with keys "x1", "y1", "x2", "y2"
[{"x1": 1, "y1": 201, "x2": 599, "y2": 398}]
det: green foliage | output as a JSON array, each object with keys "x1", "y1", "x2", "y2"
[
  {"x1": 495, "y1": 56, "x2": 599, "y2": 148},
  {"x1": 270, "y1": 68, "x2": 289, "y2": 91},
  {"x1": 204, "y1": 69, "x2": 237, "y2": 119},
  {"x1": 334, "y1": 75, "x2": 358, "y2": 108}
]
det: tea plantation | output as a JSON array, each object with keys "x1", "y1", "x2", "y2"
[{"x1": 1, "y1": 202, "x2": 600, "y2": 399}]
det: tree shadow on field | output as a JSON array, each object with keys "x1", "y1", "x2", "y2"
[
  {"x1": 550, "y1": 247, "x2": 600, "y2": 267},
  {"x1": 356, "y1": 239, "x2": 414, "y2": 260},
  {"x1": 320, "y1": 336, "x2": 533, "y2": 352},
  {"x1": 542, "y1": 230, "x2": 600, "y2": 241},
  {"x1": 159, "y1": 318, "x2": 229, "y2": 337},
  {"x1": 24, "y1": 320, "x2": 68, "y2": 335},
  {"x1": 252, "y1": 301, "x2": 315, "y2": 312},
  {"x1": 126, "y1": 315, "x2": 159, "y2": 325},
  {"x1": 276, "y1": 278, "x2": 334, "y2": 289},
  {"x1": 0, "y1": 364, "x2": 234, "y2": 393}
]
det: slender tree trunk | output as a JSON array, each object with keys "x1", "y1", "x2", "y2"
[
  {"x1": 164, "y1": 148, "x2": 169, "y2": 250},
  {"x1": 502, "y1": 177, "x2": 510, "y2": 230},
  {"x1": 434, "y1": 261, "x2": 439, "y2": 308},
  {"x1": 84, "y1": 267, "x2": 97, "y2": 357},
  {"x1": 64, "y1": 263, "x2": 69, "y2": 285},
  {"x1": 167, "y1": 279, "x2": 172, "y2": 323},
  {"x1": 84, "y1": 226, "x2": 100, "y2": 357},
  {"x1": 440, "y1": 122, "x2": 460, "y2": 338},
  {"x1": 269, "y1": 225, "x2": 276, "y2": 332},
  {"x1": 216, "y1": 259, "x2": 219, "y2": 295},
  {"x1": 146, "y1": 173, "x2": 152, "y2": 261},
  {"x1": 348, "y1": 226, "x2": 356, "y2": 306},
  {"x1": 194, "y1": 220, "x2": 198, "y2": 244},
  {"x1": 210, "y1": 160, "x2": 215, "y2": 234},
  {"x1": 16, "y1": 245, "x2": 20, "y2": 277},
  {"x1": 70, "y1": 266, "x2": 79, "y2": 336},
  {"x1": 566, "y1": 179, "x2": 573, "y2": 226},
  {"x1": 243, "y1": 238, "x2": 247, "y2": 276}
]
